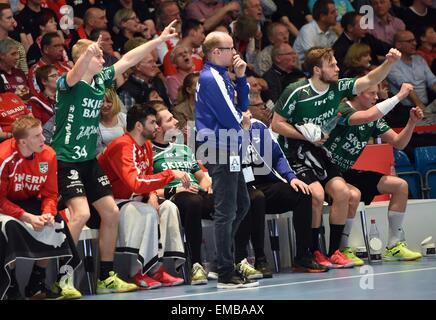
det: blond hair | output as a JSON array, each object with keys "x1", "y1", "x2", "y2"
[
  {"x1": 344, "y1": 43, "x2": 371, "y2": 68},
  {"x1": 72, "y1": 39, "x2": 94, "y2": 63},
  {"x1": 202, "y1": 31, "x2": 227, "y2": 60},
  {"x1": 12, "y1": 115, "x2": 41, "y2": 140},
  {"x1": 104, "y1": 88, "x2": 122, "y2": 117}
]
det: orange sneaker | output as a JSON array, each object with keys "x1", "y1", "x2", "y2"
[
  {"x1": 329, "y1": 250, "x2": 355, "y2": 268},
  {"x1": 313, "y1": 250, "x2": 333, "y2": 269},
  {"x1": 151, "y1": 266, "x2": 184, "y2": 287},
  {"x1": 132, "y1": 271, "x2": 162, "y2": 290}
]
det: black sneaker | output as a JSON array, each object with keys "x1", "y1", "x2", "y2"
[
  {"x1": 6, "y1": 284, "x2": 23, "y2": 300},
  {"x1": 293, "y1": 253, "x2": 329, "y2": 273},
  {"x1": 255, "y1": 256, "x2": 273, "y2": 278},
  {"x1": 235, "y1": 268, "x2": 260, "y2": 288},
  {"x1": 217, "y1": 274, "x2": 245, "y2": 289},
  {"x1": 25, "y1": 279, "x2": 50, "y2": 300}
]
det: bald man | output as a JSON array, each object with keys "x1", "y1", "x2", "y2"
[{"x1": 195, "y1": 31, "x2": 259, "y2": 289}]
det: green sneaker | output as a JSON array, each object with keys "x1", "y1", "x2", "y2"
[
  {"x1": 236, "y1": 258, "x2": 263, "y2": 279},
  {"x1": 384, "y1": 242, "x2": 422, "y2": 261},
  {"x1": 191, "y1": 263, "x2": 208, "y2": 285},
  {"x1": 50, "y1": 275, "x2": 82, "y2": 300},
  {"x1": 97, "y1": 271, "x2": 138, "y2": 294},
  {"x1": 340, "y1": 247, "x2": 364, "y2": 266}
]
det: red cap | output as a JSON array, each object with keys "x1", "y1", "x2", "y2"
[{"x1": 337, "y1": 112, "x2": 342, "y2": 117}]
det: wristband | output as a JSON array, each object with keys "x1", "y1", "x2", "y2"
[
  {"x1": 164, "y1": 187, "x2": 176, "y2": 199},
  {"x1": 375, "y1": 95, "x2": 400, "y2": 115}
]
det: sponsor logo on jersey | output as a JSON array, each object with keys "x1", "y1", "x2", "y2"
[
  {"x1": 39, "y1": 162, "x2": 48, "y2": 173},
  {"x1": 328, "y1": 91, "x2": 334, "y2": 100},
  {"x1": 68, "y1": 170, "x2": 79, "y2": 180}
]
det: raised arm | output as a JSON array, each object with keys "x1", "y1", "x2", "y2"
[
  {"x1": 66, "y1": 37, "x2": 103, "y2": 87},
  {"x1": 113, "y1": 20, "x2": 178, "y2": 77},
  {"x1": 355, "y1": 48, "x2": 402, "y2": 94},
  {"x1": 381, "y1": 107, "x2": 423, "y2": 149},
  {"x1": 348, "y1": 83, "x2": 413, "y2": 125}
]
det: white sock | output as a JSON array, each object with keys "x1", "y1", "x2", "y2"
[
  {"x1": 388, "y1": 210, "x2": 405, "y2": 248},
  {"x1": 340, "y1": 218, "x2": 354, "y2": 249}
]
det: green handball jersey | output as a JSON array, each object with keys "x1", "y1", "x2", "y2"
[
  {"x1": 51, "y1": 66, "x2": 115, "y2": 162},
  {"x1": 324, "y1": 102, "x2": 391, "y2": 172},
  {"x1": 152, "y1": 142, "x2": 203, "y2": 190},
  {"x1": 274, "y1": 78, "x2": 357, "y2": 157}
]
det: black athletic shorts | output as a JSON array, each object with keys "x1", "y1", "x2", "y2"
[
  {"x1": 342, "y1": 169, "x2": 384, "y2": 205},
  {"x1": 57, "y1": 159, "x2": 112, "y2": 208},
  {"x1": 285, "y1": 140, "x2": 342, "y2": 186}
]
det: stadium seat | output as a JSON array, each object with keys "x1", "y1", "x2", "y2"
[
  {"x1": 414, "y1": 146, "x2": 436, "y2": 199},
  {"x1": 394, "y1": 149, "x2": 424, "y2": 199}
]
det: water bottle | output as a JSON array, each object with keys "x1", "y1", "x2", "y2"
[
  {"x1": 321, "y1": 112, "x2": 342, "y2": 137},
  {"x1": 369, "y1": 218, "x2": 383, "y2": 262}
]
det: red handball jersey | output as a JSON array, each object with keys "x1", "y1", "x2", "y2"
[
  {"x1": 0, "y1": 138, "x2": 58, "y2": 219},
  {"x1": 98, "y1": 133, "x2": 175, "y2": 199},
  {"x1": 0, "y1": 92, "x2": 30, "y2": 133}
]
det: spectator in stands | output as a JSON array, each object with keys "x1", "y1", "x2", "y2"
[
  {"x1": 118, "y1": 39, "x2": 171, "y2": 110},
  {"x1": 98, "y1": 88, "x2": 126, "y2": 150},
  {"x1": 342, "y1": 43, "x2": 373, "y2": 77},
  {"x1": 28, "y1": 32, "x2": 72, "y2": 95},
  {"x1": 185, "y1": 0, "x2": 240, "y2": 33},
  {"x1": 324, "y1": 82, "x2": 423, "y2": 263},
  {"x1": 106, "y1": 0, "x2": 152, "y2": 32},
  {"x1": 48, "y1": 20, "x2": 179, "y2": 297},
  {"x1": 112, "y1": 8, "x2": 145, "y2": 54},
  {"x1": 272, "y1": 47, "x2": 402, "y2": 268},
  {"x1": 89, "y1": 29, "x2": 121, "y2": 65},
  {"x1": 262, "y1": 43, "x2": 306, "y2": 103},
  {"x1": 394, "y1": 0, "x2": 436, "y2": 35},
  {"x1": 0, "y1": 3, "x2": 28, "y2": 74},
  {"x1": 0, "y1": 115, "x2": 80, "y2": 300},
  {"x1": 166, "y1": 45, "x2": 195, "y2": 104},
  {"x1": 233, "y1": 16, "x2": 260, "y2": 67},
  {"x1": 173, "y1": 72, "x2": 198, "y2": 137},
  {"x1": 416, "y1": 24, "x2": 436, "y2": 73},
  {"x1": 154, "y1": 1, "x2": 181, "y2": 62},
  {"x1": 76, "y1": 7, "x2": 108, "y2": 40},
  {"x1": 27, "y1": 10, "x2": 71, "y2": 68},
  {"x1": 368, "y1": 0, "x2": 405, "y2": 45},
  {"x1": 272, "y1": 0, "x2": 312, "y2": 39},
  {"x1": 163, "y1": 19, "x2": 205, "y2": 77},
  {"x1": 28, "y1": 64, "x2": 58, "y2": 125},
  {"x1": 150, "y1": 101, "x2": 216, "y2": 285},
  {"x1": 0, "y1": 75, "x2": 30, "y2": 141},
  {"x1": 0, "y1": 39, "x2": 30, "y2": 101},
  {"x1": 294, "y1": 0, "x2": 338, "y2": 64},
  {"x1": 386, "y1": 30, "x2": 436, "y2": 127},
  {"x1": 15, "y1": 0, "x2": 56, "y2": 42},
  {"x1": 332, "y1": 12, "x2": 391, "y2": 69},
  {"x1": 255, "y1": 22, "x2": 290, "y2": 76},
  {"x1": 98, "y1": 103, "x2": 189, "y2": 289},
  {"x1": 308, "y1": 0, "x2": 354, "y2": 23}
]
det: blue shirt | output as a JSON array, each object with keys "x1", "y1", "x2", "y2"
[
  {"x1": 387, "y1": 55, "x2": 436, "y2": 106},
  {"x1": 195, "y1": 62, "x2": 250, "y2": 153}
]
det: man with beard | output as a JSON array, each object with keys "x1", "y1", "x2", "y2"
[
  {"x1": 271, "y1": 46, "x2": 402, "y2": 268},
  {"x1": 98, "y1": 103, "x2": 191, "y2": 289}
]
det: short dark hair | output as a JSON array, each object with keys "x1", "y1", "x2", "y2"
[
  {"x1": 0, "y1": 3, "x2": 11, "y2": 18},
  {"x1": 35, "y1": 64, "x2": 56, "y2": 92},
  {"x1": 341, "y1": 12, "x2": 360, "y2": 30},
  {"x1": 89, "y1": 28, "x2": 107, "y2": 41},
  {"x1": 182, "y1": 19, "x2": 203, "y2": 38},
  {"x1": 313, "y1": 0, "x2": 334, "y2": 21},
  {"x1": 41, "y1": 32, "x2": 61, "y2": 51},
  {"x1": 126, "y1": 103, "x2": 157, "y2": 132}
]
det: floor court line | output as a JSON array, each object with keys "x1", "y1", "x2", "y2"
[{"x1": 152, "y1": 266, "x2": 436, "y2": 300}]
